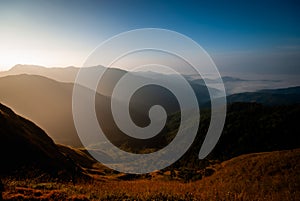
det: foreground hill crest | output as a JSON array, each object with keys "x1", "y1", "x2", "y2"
[{"x1": 0, "y1": 103, "x2": 81, "y2": 179}]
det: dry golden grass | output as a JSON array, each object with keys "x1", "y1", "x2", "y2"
[{"x1": 2, "y1": 149, "x2": 300, "y2": 200}]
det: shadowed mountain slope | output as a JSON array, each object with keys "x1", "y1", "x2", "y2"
[
  {"x1": 0, "y1": 74, "x2": 83, "y2": 146},
  {"x1": 226, "y1": 86, "x2": 300, "y2": 106},
  {"x1": 0, "y1": 67, "x2": 213, "y2": 148},
  {"x1": 166, "y1": 102, "x2": 300, "y2": 169},
  {"x1": 0, "y1": 103, "x2": 79, "y2": 178}
]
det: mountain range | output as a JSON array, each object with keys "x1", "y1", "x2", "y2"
[
  {"x1": 0, "y1": 65, "x2": 213, "y2": 147},
  {"x1": 0, "y1": 64, "x2": 80, "y2": 83},
  {"x1": 0, "y1": 65, "x2": 299, "y2": 149},
  {"x1": 0, "y1": 66, "x2": 299, "y2": 200},
  {"x1": 1, "y1": 100, "x2": 299, "y2": 182}
]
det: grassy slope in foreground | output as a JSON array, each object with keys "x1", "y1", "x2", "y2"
[{"x1": 2, "y1": 149, "x2": 300, "y2": 201}]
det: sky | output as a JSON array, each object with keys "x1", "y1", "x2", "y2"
[{"x1": 0, "y1": 0, "x2": 299, "y2": 75}]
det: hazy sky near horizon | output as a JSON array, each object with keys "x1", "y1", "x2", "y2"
[{"x1": 0, "y1": 0, "x2": 299, "y2": 75}]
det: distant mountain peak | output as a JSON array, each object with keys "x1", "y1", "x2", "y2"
[{"x1": 10, "y1": 64, "x2": 46, "y2": 70}]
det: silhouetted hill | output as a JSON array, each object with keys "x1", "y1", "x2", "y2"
[
  {"x1": 221, "y1": 76, "x2": 246, "y2": 82},
  {"x1": 2, "y1": 66, "x2": 299, "y2": 156},
  {"x1": 0, "y1": 67, "x2": 215, "y2": 148},
  {"x1": 0, "y1": 103, "x2": 80, "y2": 179},
  {"x1": 209, "y1": 103, "x2": 300, "y2": 160},
  {"x1": 0, "y1": 64, "x2": 80, "y2": 83},
  {"x1": 1, "y1": 65, "x2": 216, "y2": 106},
  {"x1": 0, "y1": 73, "x2": 172, "y2": 148},
  {"x1": 1, "y1": 64, "x2": 218, "y2": 105},
  {"x1": 161, "y1": 103, "x2": 300, "y2": 169},
  {"x1": 259, "y1": 86, "x2": 300, "y2": 94},
  {"x1": 226, "y1": 86, "x2": 300, "y2": 106},
  {"x1": 0, "y1": 74, "x2": 84, "y2": 146},
  {"x1": 105, "y1": 102, "x2": 300, "y2": 170}
]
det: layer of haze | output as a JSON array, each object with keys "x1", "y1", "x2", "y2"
[{"x1": 0, "y1": 0, "x2": 299, "y2": 75}]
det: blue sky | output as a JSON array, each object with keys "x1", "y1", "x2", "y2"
[{"x1": 0, "y1": 0, "x2": 299, "y2": 74}]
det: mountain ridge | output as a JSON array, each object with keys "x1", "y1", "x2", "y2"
[
  {"x1": 0, "y1": 103, "x2": 81, "y2": 179},
  {"x1": 226, "y1": 86, "x2": 300, "y2": 106}
]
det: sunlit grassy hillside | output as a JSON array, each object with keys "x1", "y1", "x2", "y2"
[{"x1": 2, "y1": 149, "x2": 299, "y2": 201}]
